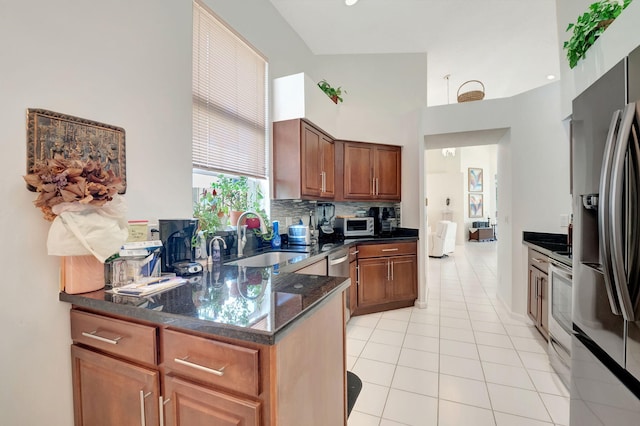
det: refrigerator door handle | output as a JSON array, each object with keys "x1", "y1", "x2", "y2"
[
  {"x1": 628, "y1": 105, "x2": 640, "y2": 318},
  {"x1": 610, "y1": 102, "x2": 637, "y2": 321},
  {"x1": 599, "y1": 109, "x2": 623, "y2": 315}
]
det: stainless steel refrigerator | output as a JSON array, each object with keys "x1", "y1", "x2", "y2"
[{"x1": 571, "y1": 45, "x2": 640, "y2": 425}]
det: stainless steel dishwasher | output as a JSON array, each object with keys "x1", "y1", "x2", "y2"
[
  {"x1": 327, "y1": 246, "x2": 350, "y2": 320},
  {"x1": 328, "y1": 247, "x2": 350, "y2": 278}
]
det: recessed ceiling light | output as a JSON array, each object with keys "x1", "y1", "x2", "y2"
[
  {"x1": 546, "y1": 74, "x2": 556, "y2": 80},
  {"x1": 345, "y1": 0, "x2": 359, "y2": 5}
]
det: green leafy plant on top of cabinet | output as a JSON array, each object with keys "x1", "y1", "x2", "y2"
[
  {"x1": 563, "y1": 0, "x2": 632, "y2": 69},
  {"x1": 318, "y1": 79, "x2": 346, "y2": 103}
]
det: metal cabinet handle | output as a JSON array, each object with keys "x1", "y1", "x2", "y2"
[
  {"x1": 531, "y1": 258, "x2": 546, "y2": 264},
  {"x1": 391, "y1": 261, "x2": 394, "y2": 281},
  {"x1": 159, "y1": 396, "x2": 170, "y2": 426},
  {"x1": 356, "y1": 265, "x2": 360, "y2": 286},
  {"x1": 376, "y1": 178, "x2": 380, "y2": 196},
  {"x1": 386, "y1": 260, "x2": 390, "y2": 281},
  {"x1": 329, "y1": 254, "x2": 349, "y2": 266},
  {"x1": 382, "y1": 248, "x2": 399, "y2": 252},
  {"x1": 82, "y1": 330, "x2": 122, "y2": 345},
  {"x1": 139, "y1": 390, "x2": 151, "y2": 426},
  {"x1": 174, "y1": 356, "x2": 225, "y2": 376}
]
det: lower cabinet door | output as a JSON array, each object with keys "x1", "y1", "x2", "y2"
[
  {"x1": 164, "y1": 375, "x2": 260, "y2": 426},
  {"x1": 389, "y1": 255, "x2": 417, "y2": 301},
  {"x1": 357, "y1": 257, "x2": 389, "y2": 307},
  {"x1": 71, "y1": 345, "x2": 160, "y2": 426}
]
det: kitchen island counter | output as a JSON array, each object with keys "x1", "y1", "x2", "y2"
[
  {"x1": 60, "y1": 228, "x2": 418, "y2": 345},
  {"x1": 60, "y1": 266, "x2": 349, "y2": 345}
]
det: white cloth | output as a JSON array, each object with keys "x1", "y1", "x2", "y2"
[{"x1": 47, "y1": 195, "x2": 129, "y2": 262}]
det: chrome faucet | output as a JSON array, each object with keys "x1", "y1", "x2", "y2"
[
  {"x1": 207, "y1": 236, "x2": 227, "y2": 266},
  {"x1": 236, "y1": 211, "x2": 268, "y2": 257}
]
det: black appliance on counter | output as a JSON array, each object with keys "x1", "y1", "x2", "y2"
[
  {"x1": 368, "y1": 206, "x2": 397, "y2": 236},
  {"x1": 368, "y1": 207, "x2": 381, "y2": 235},
  {"x1": 570, "y1": 45, "x2": 640, "y2": 424},
  {"x1": 159, "y1": 219, "x2": 202, "y2": 275}
]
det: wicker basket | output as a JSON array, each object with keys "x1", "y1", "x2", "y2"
[{"x1": 457, "y1": 80, "x2": 485, "y2": 103}]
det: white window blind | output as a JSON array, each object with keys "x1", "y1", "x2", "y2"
[{"x1": 192, "y1": 0, "x2": 268, "y2": 179}]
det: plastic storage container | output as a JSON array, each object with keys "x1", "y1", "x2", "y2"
[{"x1": 61, "y1": 255, "x2": 104, "y2": 294}]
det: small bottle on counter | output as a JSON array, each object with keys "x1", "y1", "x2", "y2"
[
  {"x1": 271, "y1": 220, "x2": 281, "y2": 249},
  {"x1": 212, "y1": 239, "x2": 221, "y2": 262}
]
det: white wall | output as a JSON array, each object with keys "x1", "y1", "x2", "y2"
[
  {"x1": 422, "y1": 82, "x2": 571, "y2": 316},
  {"x1": 460, "y1": 145, "x2": 497, "y2": 232},
  {"x1": 0, "y1": 1, "x2": 194, "y2": 424},
  {"x1": 425, "y1": 145, "x2": 497, "y2": 245},
  {"x1": 509, "y1": 83, "x2": 571, "y2": 315}
]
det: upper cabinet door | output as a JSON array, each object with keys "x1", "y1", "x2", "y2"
[
  {"x1": 301, "y1": 123, "x2": 323, "y2": 197},
  {"x1": 320, "y1": 135, "x2": 335, "y2": 198},
  {"x1": 343, "y1": 142, "x2": 374, "y2": 200},
  {"x1": 342, "y1": 142, "x2": 401, "y2": 201},
  {"x1": 273, "y1": 119, "x2": 335, "y2": 200},
  {"x1": 374, "y1": 145, "x2": 401, "y2": 201}
]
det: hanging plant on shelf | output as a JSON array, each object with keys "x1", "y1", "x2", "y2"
[
  {"x1": 317, "y1": 79, "x2": 346, "y2": 103},
  {"x1": 563, "y1": 0, "x2": 632, "y2": 69}
]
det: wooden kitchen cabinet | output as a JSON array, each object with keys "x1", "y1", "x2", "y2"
[
  {"x1": 163, "y1": 369, "x2": 260, "y2": 426},
  {"x1": 341, "y1": 141, "x2": 401, "y2": 201},
  {"x1": 353, "y1": 241, "x2": 417, "y2": 315},
  {"x1": 70, "y1": 310, "x2": 160, "y2": 426},
  {"x1": 71, "y1": 345, "x2": 160, "y2": 426},
  {"x1": 527, "y1": 249, "x2": 549, "y2": 340},
  {"x1": 68, "y1": 290, "x2": 347, "y2": 426},
  {"x1": 273, "y1": 118, "x2": 335, "y2": 200}
]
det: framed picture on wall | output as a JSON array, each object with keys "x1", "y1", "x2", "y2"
[
  {"x1": 468, "y1": 167, "x2": 483, "y2": 192},
  {"x1": 26, "y1": 108, "x2": 127, "y2": 193},
  {"x1": 469, "y1": 193, "x2": 483, "y2": 218}
]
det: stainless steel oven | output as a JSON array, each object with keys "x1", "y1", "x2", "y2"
[{"x1": 548, "y1": 259, "x2": 572, "y2": 388}]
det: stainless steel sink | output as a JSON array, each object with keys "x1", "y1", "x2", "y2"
[{"x1": 224, "y1": 251, "x2": 309, "y2": 267}]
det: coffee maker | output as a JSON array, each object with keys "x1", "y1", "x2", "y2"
[{"x1": 159, "y1": 219, "x2": 203, "y2": 275}]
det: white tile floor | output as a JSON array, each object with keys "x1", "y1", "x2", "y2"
[{"x1": 346, "y1": 241, "x2": 569, "y2": 426}]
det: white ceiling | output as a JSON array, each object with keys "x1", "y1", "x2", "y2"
[{"x1": 269, "y1": 0, "x2": 562, "y2": 106}]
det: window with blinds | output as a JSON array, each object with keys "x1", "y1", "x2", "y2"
[{"x1": 192, "y1": 0, "x2": 268, "y2": 179}]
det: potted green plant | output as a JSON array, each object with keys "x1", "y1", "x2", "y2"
[
  {"x1": 563, "y1": 0, "x2": 632, "y2": 69},
  {"x1": 318, "y1": 79, "x2": 345, "y2": 103},
  {"x1": 193, "y1": 190, "x2": 222, "y2": 237}
]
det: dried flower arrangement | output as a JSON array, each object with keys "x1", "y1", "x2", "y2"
[{"x1": 23, "y1": 155, "x2": 124, "y2": 221}]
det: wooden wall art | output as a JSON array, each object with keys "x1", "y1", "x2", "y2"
[{"x1": 26, "y1": 108, "x2": 126, "y2": 193}]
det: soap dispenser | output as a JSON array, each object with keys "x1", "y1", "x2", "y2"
[{"x1": 271, "y1": 221, "x2": 281, "y2": 249}]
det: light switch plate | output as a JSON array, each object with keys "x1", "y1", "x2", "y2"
[{"x1": 560, "y1": 214, "x2": 569, "y2": 227}]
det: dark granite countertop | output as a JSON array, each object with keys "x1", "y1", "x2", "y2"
[
  {"x1": 60, "y1": 229, "x2": 419, "y2": 345},
  {"x1": 522, "y1": 231, "x2": 572, "y2": 267}
]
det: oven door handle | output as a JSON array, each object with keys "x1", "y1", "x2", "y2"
[{"x1": 548, "y1": 260, "x2": 572, "y2": 282}]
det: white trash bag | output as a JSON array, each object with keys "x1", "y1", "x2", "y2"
[{"x1": 47, "y1": 195, "x2": 129, "y2": 263}]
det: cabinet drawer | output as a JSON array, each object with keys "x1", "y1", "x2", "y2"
[
  {"x1": 163, "y1": 329, "x2": 260, "y2": 397},
  {"x1": 528, "y1": 249, "x2": 549, "y2": 274},
  {"x1": 70, "y1": 309, "x2": 158, "y2": 366},
  {"x1": 357, "y1": 241, "x2": 417, "y2": 258}
]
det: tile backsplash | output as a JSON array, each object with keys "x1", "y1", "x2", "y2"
[{"x1": 270, "y1": 200, "x2": 401, "y2": 229}]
